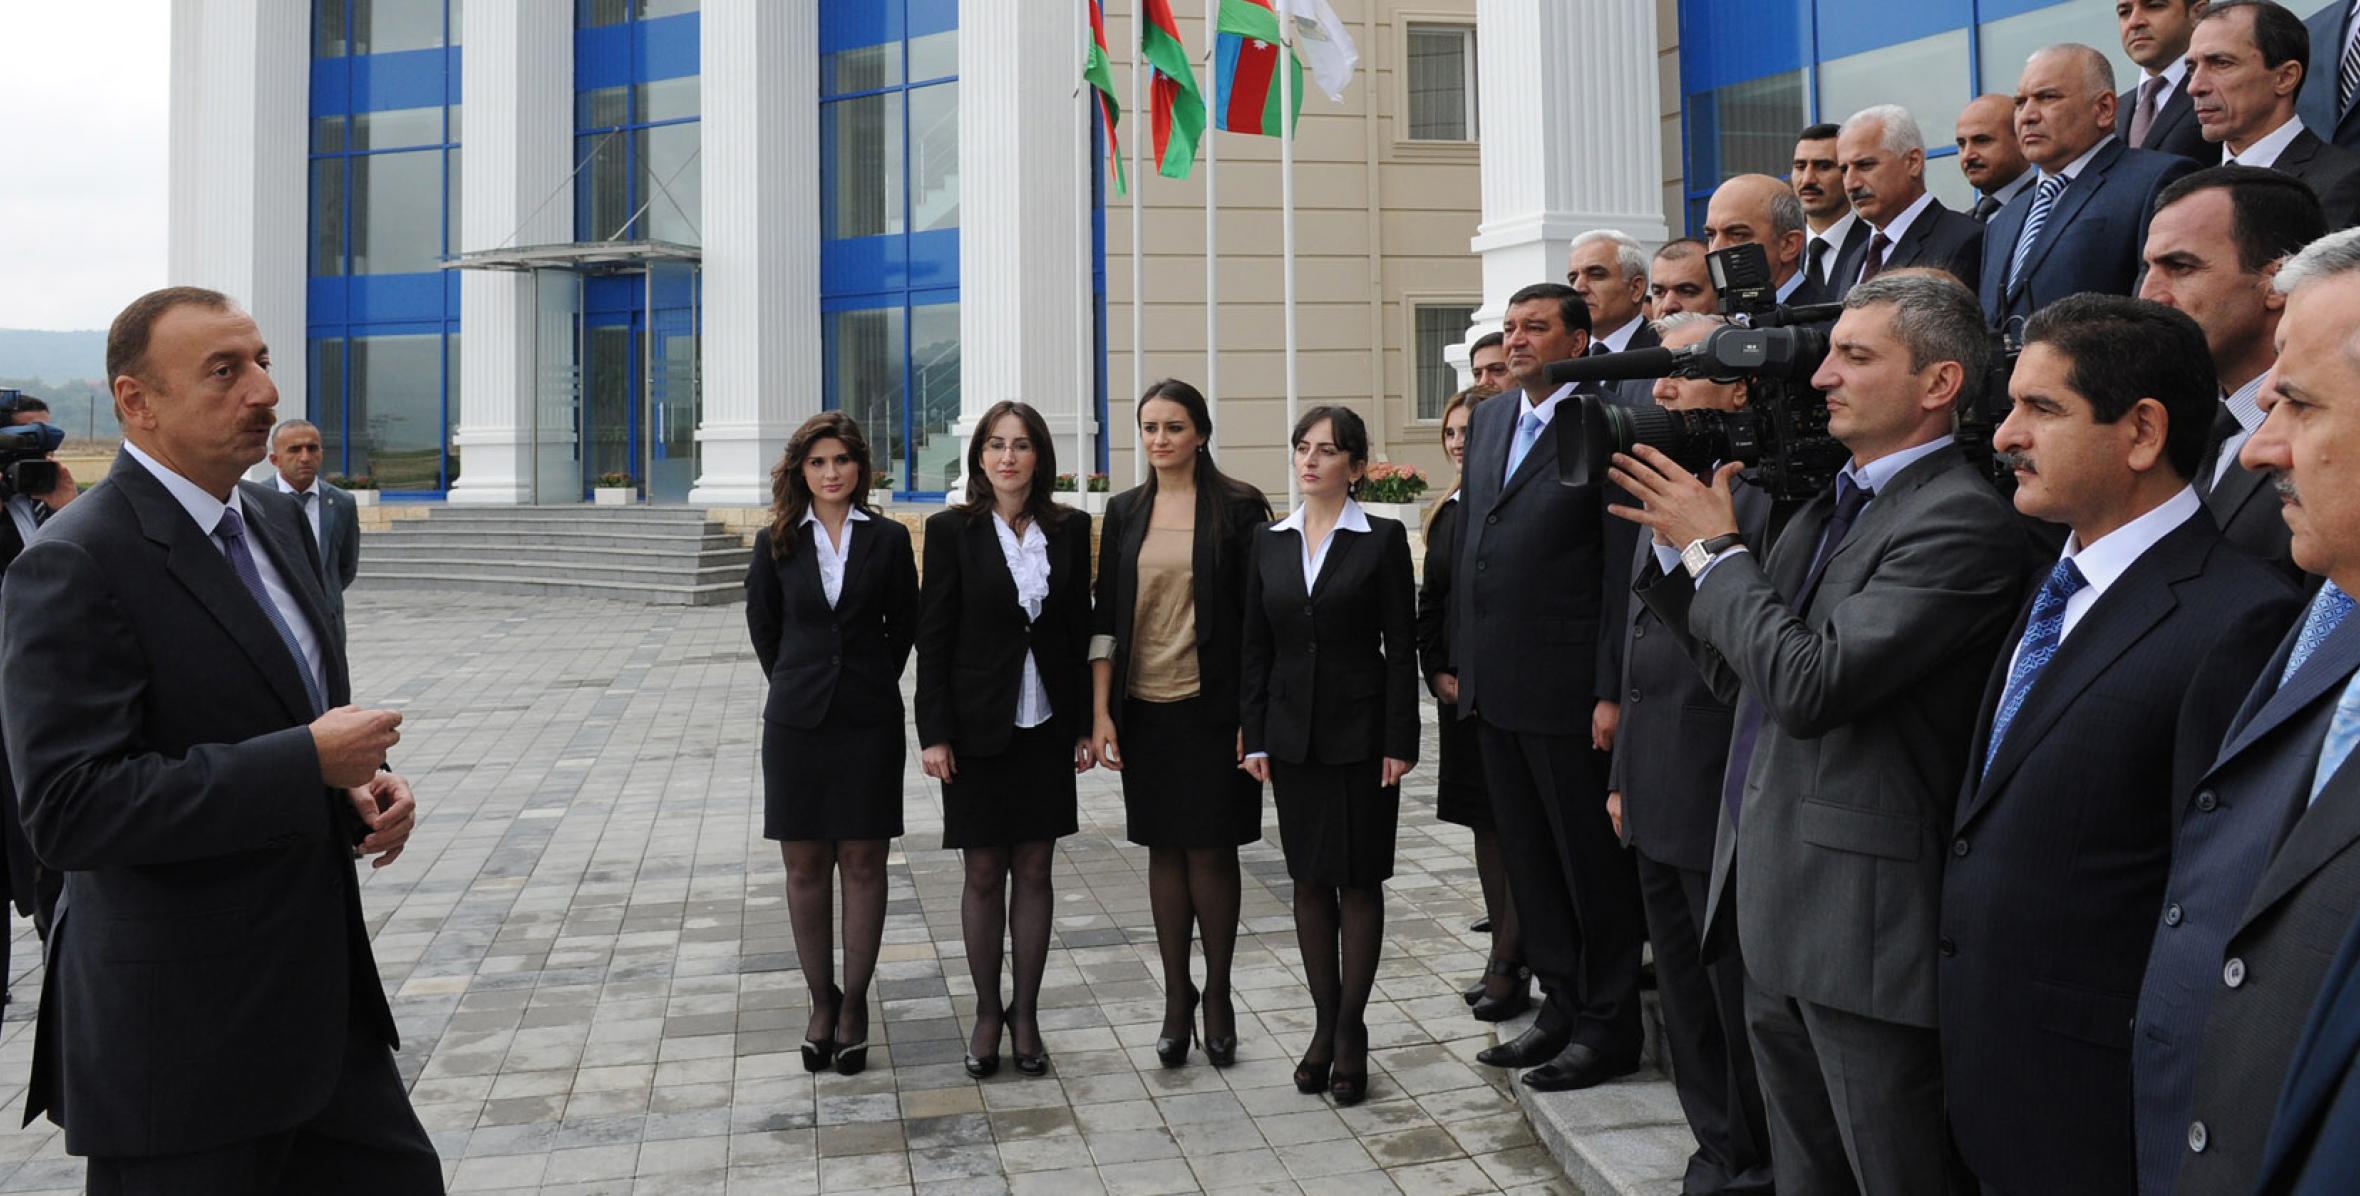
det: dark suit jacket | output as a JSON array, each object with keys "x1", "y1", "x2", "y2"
[
  {"x1": 1638, "y1": 444, "x2": 2025, "y2": 1027},
  {"x1": 1866, "y1": 197, "x2": 1985, "y2": 293},
  {"x1": 1240, "y1": 512, "x2": 1418, "y2": 766},
  {"x1": 0, "y1": 452, "x2": 395, "y2": 1157},
  {"x1": 2298, "y1": 1, "x2": 2360, "y2": 154},
  {"x1": 2205, "y1": 431, "x2": 2300, "y2": 586},
  {"x1": 1415, "y1": 494, "x2": 1465, "y2": 690},
  {"x1": 1450, "y1": 387, "x2": 1635, "y2": 736},
  {"x1": 1598, "y1": 319, "x2": 1664, "y2": 410},
  {"x1": 0, "y1": 511, "x2": 36, "y2": 919},
  {"x1": 1980, "y1": 140, "x2": 2200, "y2": 328},
  {"x1": 1609, "y1": 478, "x2": 1775, "y2": 874},
  {"x1": 2253, "y1": 893, "x2": 2360, "y2": 1195},
  {"x1": 2272, "y1": 128, "x2": 2360, "y2": 229},
  {"x1": 2123, "y1": 77, "x2": 2213, "y2": 162},
  {"x1": 1090, "y1": 480, "x2": 1271, "y2": 730},
  {"x1": 914, "y1": 507, "x2": 1092, "y2": 754},
  {"x1": 1811, "y1": 217, "x2": 1875, "y2": 303},
  {"x1": 2133, "y1": 605, "x2": 2360, "y2": 1196},
  {"x1": 1938, "y1": 513, "x2": 2299, "y2": 1196},
  {"x1": 745, "y1": 514, "x2": 918, "y2": 730}
]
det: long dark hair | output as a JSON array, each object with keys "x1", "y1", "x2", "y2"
[
  {"x1": 767, "y1": 411, "x2": 876, "y2": 558},
  {"x1": 1428, "y1": 384, "x2": 1494, "y2": 533},
  {"x1": 954, "y1": 400, "x2": 1070, "y2": 531},
  {"x1": 1137, "y1": 378, "x2": 1267, "y2": 515}
]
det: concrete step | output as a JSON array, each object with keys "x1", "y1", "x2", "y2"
[
  {"x1": 422, "y1": 504, "x2": 718, "y2": 522},
  {"x1": 360, "y1": 555, "x2": 746, "y2": 587},
  {"x1": 352, "y1": 505, "x2": 750, "y2": 606},
  {"x1": 353, "y1": 571, "x2": 743, "y2": 606},
  {"x1": 364, "y1": 528, "x2": 746, "y2": 551},
  {"x1": 364, "y1": 542, "x2": 751, "y2": 569}
]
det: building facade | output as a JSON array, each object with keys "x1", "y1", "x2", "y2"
[{"x1": 165, "y1": 0, "x2": 2136, "y2": 505}]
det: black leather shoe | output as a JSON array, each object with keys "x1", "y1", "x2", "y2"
[
  {"x1": 1470, "y1": 916, "x2": 1492, "y2": 933},
  {"x1": 1475, "y1": 1023, "x2": 1567, "y2": 1069},
  {"x1": 1013, "y1": 1049, "x2": 1050, "y2": 1077},
  {"x1": 1470, "y1": 960, "x2": 1531, "y2": 1022},
  {"x1": 1460, "y1": 977, "x2": 1485, "y2": 1006},
  {"x1": 963, "y1": 1052, "x2": 1000, "y2": 1079},
  {"x1": 1519, "y1": 1042, "x2": 1639, "y2": 1092},
  {"x1": 1155, "y1": 984, "x2": 1199, "y2": 1067}
]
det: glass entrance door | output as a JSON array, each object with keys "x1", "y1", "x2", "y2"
[
  {"x1": 645, "y1": 262, "x2": 700, "y2": 503},
  {"x1": 583, "y1": 313, "x2": 641, "y2": 498}
]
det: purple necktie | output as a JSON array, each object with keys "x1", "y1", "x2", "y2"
[{"x1": 215, "y1": 505, "x2": 325, "y2": 716}]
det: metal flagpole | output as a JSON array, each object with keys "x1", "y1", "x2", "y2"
[
  {"x1": 1130, "y1": 1, "x2": 1147, "y2": 484},
  {"x1": 1079, "y1": 0, "x2": 1096, "y2": 489},
  {"x1": 1204, "y1": 0, "x2": 1220, "y2": 453},
  {"x1": 1278, "y1": 0, "x2": 1299, "y2": 509}
]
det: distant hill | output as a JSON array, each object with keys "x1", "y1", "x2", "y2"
[{"x1": 0, "y1": 329, "x2": 106, "y2": 387}]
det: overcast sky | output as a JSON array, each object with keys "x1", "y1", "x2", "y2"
[{"x1": 0, "y1": 3, "x2": 169, "y2": 332}]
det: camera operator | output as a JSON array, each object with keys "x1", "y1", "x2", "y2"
[
  {"x1": 0, "y1": 393, "x2": 78, "y2": 985},
  {"x1": 1610, "y1": 271, "x2": 2028, "y2": 1193},
  {"x1": 4, "y1": 395, "x2": 80, "y2": 536}
]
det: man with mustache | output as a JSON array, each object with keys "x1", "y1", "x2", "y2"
[
  {"x1": 1940, "y1": 293, "x2": 2300, "y2": 1196},
  {"x1": 1957, "y1": 93, "x2": 2036, "y2": 222},
  {"x1": 2187, "y1": 0, "x2": 2360, "y2": 228},
  {"x1": 1792, "y1": 123, "x2": 1870, "y2": 298},
  {"x1": 1835, "y1": 104, "x2": 1984, "y2": 291}
]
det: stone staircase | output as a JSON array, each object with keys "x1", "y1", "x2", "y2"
[{"x1": 354, "y1": 506, "x2": 751, "y2": 606}]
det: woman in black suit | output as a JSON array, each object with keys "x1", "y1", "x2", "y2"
[
  {"x1": 1241, "y1": 405, "x2": 1418, "y2": 1106},
  {"x1": 745, "y1": 411, "x2": 918, "y2": 1078},
  {"x1": 1090, "y1": 379, "x2": 1271, "y2": 1067},
  {"x1": 917, "y1": 400, "x2": 1095, "y2": 1079},
  {"x1": 1418, "y1": 384, "x2": 1529, "y2": 1021}
]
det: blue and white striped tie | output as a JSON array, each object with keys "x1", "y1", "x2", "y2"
[{"x1": 2007, "y1": 173, "x2": 2069, "y2": 295}]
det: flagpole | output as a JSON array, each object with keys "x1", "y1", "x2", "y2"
[
  {"x1": 1204, "y1": 0, "x2": 1219, "y2": 454},
  {"x1": 1079, "y1": 0, "x2": 1096, "y2": 489},
  {"x1": 1278, "y1": 0, "x2": 1299, "y2": 509},
  {"x1": 1130, "y1": 2, "x2": 1147, "y2": 485}
]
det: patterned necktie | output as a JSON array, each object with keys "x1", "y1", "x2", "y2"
[
  {"x1": 215, "y1": 506, "x2": 326, "y2": 716},
  {"x1": 2129, "y1": 75, "x2": 2165, "y2": 147},
  {"x1": 1806, "y1": 237, "x2": 1830, "y2": 291},
  {"x1": 2342, "y1": 2, "x2": 2360, "y2": 113},
  {"x1": 1986, "y1": 557, "x2": 2092, "y2": 770},
  {"x1": 2008, "y1": 173, "x2": 2069, "y2": 295},
  {"x1": 1504, "y1": 407, "x2": 1544, "y2": 485},
  {"x1": 1720, "y1": 474, "x2": 1876, "y2": 827},
  {"x1": 2283, "y1": 581, "x2": 2356, "y2": 688},
  {"x1": 2313, "y1": 673, "x2": 2360, "y2": 806},
  {"x1": 29, "y1": 501, "x2": 51, "y2": 527},
  {"x1": 1858, "y1": 231, "x2": 1893, "y2": 285}
]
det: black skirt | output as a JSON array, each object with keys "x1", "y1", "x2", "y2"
[
  {"x1": 940, "y1": 722, "x2": 1080, "y2": 848},
  {"x1": 762, "y1": 705, "x2": 905, "y2": 842},
  {"x1": 1271, "y1": 757, "x2": 1400, "y2": 888},
  {"x1": 1433, "y1": 700, "x2": 1493, "y2": 831},
  {"x1": 1118, "y1": 696, "x2": 1264, "y2": 848}
]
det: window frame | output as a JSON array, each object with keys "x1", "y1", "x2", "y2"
[
  {"x1": 1402, "y1": 295, "x2": 1481, "y2": 426},
  {"x1": 1394, "y1": 15, "x2": 1480, "y2": 159}
]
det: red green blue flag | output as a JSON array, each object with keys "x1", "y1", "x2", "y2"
[
  {"x1": 1085, "y1": 0, "x2": 1127, "y2": 194},
  {"x1": 1141, "y1": 0, "x2": 1206, "y2": 178},
  {"x1": 1212, "y1": 0, "x2": 1303, "y2": 136}
]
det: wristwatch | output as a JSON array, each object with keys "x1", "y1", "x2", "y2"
[{"x1": 1680, "y1": 534, "x2": 1744, "y2": 579}]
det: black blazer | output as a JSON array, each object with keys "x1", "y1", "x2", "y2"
[
  {"x1": 2206, "y1": 437, "x2": 2301, "y2": 585},
  {"x1": 0, "y1": 453, "x2": 393, "y2": 1158},
  {"x1": 745, "y1": 514, "x2": 918, "y2": 730},
  {"x1": 1980, "y1": 140, "x2": 2199, "y2": 328},
  {"x1": 2123, "y1": 78, "x2": 2213, "y2": 162},
  {"x1": 1937, "y1": 514, "x2": 2299, "y2": 1196},
  {"x1": 1415, "y1": 494, "x2": 1465, "y2": 689},
  {"x1": 1811, "y1": 217, "x2": 1875, "y2": 302},
  {"x1": 1866, "y1": 197, "x2": 1985, "y2": 293},
  {"x1": 1240, "y1": 511, "x2": 1419, "y2": 765},
  {"x1": 2273, "y1": 128, "x2": 2360, "y2": 229},
  {"x1": 1599, "y1": 319, "x2": 1664, "y2": 410},
  {"x1": 915, "y1": 508, "x2": 1093, "y2": 754},
  {"x1": 0, "y1": 511, "x2": 37, "y2": 919},
  {"x1": 1090, "y1": 481, "x2": 1271, "y2": 729}
]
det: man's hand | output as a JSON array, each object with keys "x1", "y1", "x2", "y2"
[
  {"x1": 1592, "y1": 700, "x2": 1621, "y2": 752},
  {"x1": 348, "y1": 771, "x2": 417, "y2": 869},
  {"x1": 1433, "y1": 672, "x2": 1461, "y2": 706},
  {"x1": 1242, "y1": 755, "x2": 1271, "y2": 783},
  {"x1": 36, "y1": 462, "x2": 76, "y2": 512},
  {"x1": 1607, "y1": 446, "x2": 1743, "y2": 554},
  {"x1": 312, "y1": 706, "x2": 401, "y2": 789}
]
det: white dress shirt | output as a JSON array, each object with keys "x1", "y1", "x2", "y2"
[
  {"x1": 1595, "y1": 314, "x2": 1645, "y2": 355},
  {"x1": 2005, "y1": 486, "x2": 2203, "y2": 675},
  {"x1": 123, "y1": 440, "x2": 325, "y2": 700},
  {"x1": 1982, "y1": 171, "x2": 2035, "y2": 212},
  {"x1": 1860, "y1": 191, "x2": 1937, "y2": 281},
  {"x1": 4, "y1": 496, "x2": 42, "y2": 547},
  {"x1": 2214, "y1": 373, "x2": 2270, "y2": 490},
  {"x1": 1270, "y1": 497, "x2": 1372, "y2": 592},
  {"x1": 801, "y1": 505, "x2": 870, "y2": 608},
  {"x1": 2223, "y1": 116, "x2": 2308, "y2": 167},
  {"x1": 275, "y1": 474, "x2": 324, "y2": 547},
  {"x1": 1808, "y1": 211, "x2": 1860, "y2": 282},
  {"x1": 992, "y1": 511, "x2": 1055, "y2": 729}
]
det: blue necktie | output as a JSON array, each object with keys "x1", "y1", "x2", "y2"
[
  {"x1": 1986, "y1": 557, "x2": 2091, "y2": 770},
  {"x1": 2008, "y1": 173, "x2": 2068, "y2": 295},
  {"x1": 1504, "y1": 407, "x2": 1543, "y2": 485},
  {"x1": 215, "y1": 506, "x2": 326, "y2": 716},
  {"x1": 1720, "y1": 474, "x2": 1875, "y2": 828},
  {"x1": 2313, "y1": 673, "x2": 2360, "y2": 806},
  {"x1": 2282, "y1": 581, "x2": 2355, "y2": 688}
]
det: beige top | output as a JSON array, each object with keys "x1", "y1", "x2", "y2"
[{"x1": 1128, "y1": 525, "x2": 1202, "y2": 701}]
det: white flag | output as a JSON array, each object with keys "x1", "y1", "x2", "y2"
[{"x1": 1278, "y1": 0, "x2": 1358, "y2": 102}]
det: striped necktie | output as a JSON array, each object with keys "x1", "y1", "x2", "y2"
[
  {"x1": 2342, "y1": 2, "x2": 2360, "y2": 113},
  {"x1": 1987, "y1": 557, "x2": 2091, "y2": 770},
  {"x1": 2008, "y1": 173, "x2": 2068, "y2": 295}
]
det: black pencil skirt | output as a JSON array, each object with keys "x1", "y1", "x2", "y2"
[
  {"x1": 1432, "y1": 700, "x2": 1493, "y2": 831},
  {"x1": 940, "y1": 722, "x2": 1080, "y2": 849},
  {"x1": 1272, "y1": 756, "x2": 1400, "y2": 888},
  {"x1": 1118, "y1": 695, "x2": 1264, "y2": 848},
  {"x1": 762, "y1": 707, "x2": 905, "y2": 842}
]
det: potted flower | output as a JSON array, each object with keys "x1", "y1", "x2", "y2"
[
  {"x1": 593, "y1": 471, "x2": 637, "y2": 505},
  {"x1": 1049, "y1": 472, "x2": 1091, "y2": 511},
  {"x1": 1082, "y1": 472, "x2": 1111, "y2": 512},
  {"x1": 330, "y1": 474, "x2": 379, "y2": 507},
  {"x1": 1354, "y1": 461, "x2": 1429, "y2": 524}
]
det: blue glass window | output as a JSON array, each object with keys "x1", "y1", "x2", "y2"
[{"x1": 575, "y1": 4, "x2": 701, "y2": 244}]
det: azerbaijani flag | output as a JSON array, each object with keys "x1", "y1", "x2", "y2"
[
  {"x1": 1212, "y1": 0, "x2": 1302, "y2": 137},
  {"x1": 1141, "y1": 0, "x2": 1206, "y2": 178},
  {"x1": 1085, "y1": 0, "x2": 1127, "y2": 194}
]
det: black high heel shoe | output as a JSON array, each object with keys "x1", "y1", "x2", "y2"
[
  {"x1": 1294, "y1": 1051, "x2": 1334, "y2": 1094},
  {"x1": 1470, "y1": 960, "x2": 1532, "y2": 1023},
  {"x1": 965, "y1": 1009, "x2": 1002, "y2": 1079},
  {"x1": 1200, "y1": 991, "x2": 1237, "y2": 1068},
  {"x1": 832, "y1": 994, "x2": 871, "y2": 1076},
  {"x1": 1011, "y1": 1012, "x2": 1050, "y2": 1076},
  {"x1": 1330, "y1": 1022, "x2": 1370, "y2": 1106},
  {"x1": 1155, "y1": 984, "x2": 1199, "y2": 1067},
  {"x1": 800, "y1": 984, "x2": 842, "y2": 1073}
]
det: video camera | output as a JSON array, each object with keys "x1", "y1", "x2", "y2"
[
  {"x1": 1548, "y1": 243, "x2": 1850, "y2": 502},
  {"x1": 0, "y1": 390, "x2": 65, "y2": 501}
]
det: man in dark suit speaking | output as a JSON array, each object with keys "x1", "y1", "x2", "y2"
[
  {"x1": 1614, "y1": 272, "x2": 2027, "y2": 1194},
  {"x1": 0, "y1": 287, "x2": 441, "y2": 1193}
]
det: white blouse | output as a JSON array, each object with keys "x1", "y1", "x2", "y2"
[
  {"x1": 994, "y1": 512, "x2": 1054, "y2": 729},
  {"x1": 801, "y1": 506, "x2": 871, "y2": 608},
  {"x1": 1269, "y1": 498, "x2": 1373, "y2": 591}
]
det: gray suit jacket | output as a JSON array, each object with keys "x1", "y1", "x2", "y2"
[
  {"x1": 1638, "y1": 444, "x2": 2025, "y2": 1026},
  {"x1": 306, "y1": 480, "x2": 359, "y2": 615}
]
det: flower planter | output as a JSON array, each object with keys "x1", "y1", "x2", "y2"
[
  {"x1": 1053, "y1": 492, "x2": 1111, "y2": 514},
  {"x1": 593, "y1": 487, "x2": 636, "y2": 506},
  {"x1": 347, "y1": 490, "x2": 379, "y2": 508},
  {"x1": 1358, "y1": 500, "x2": 1421, "y2": 525}
]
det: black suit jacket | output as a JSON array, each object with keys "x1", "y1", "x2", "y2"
[
  {"x1": 914, "y1": 508, "x2": 1092, "y2": 754},
  {"x1": 1450, "y1": 388, "x2": 1635, "y2": 736},
  {"x1": 1415, "y1": 495, "x2": 1465, "y2": 690},
  {"x1": 1867, "y1": 197, "x2": 1985, "y2": 293},
  {"x1": 0, "y1": 510, "x2": 36, "y2": 918},
  {"x1": 1090, "y1": 481, "x2": 1271, "y2": 730},
  {"x1": 2253, "y1": 901, "x2": 2360, "y2": 1195},
  {"x1": 2273, "y1": 128, "x2": 2360, "y2": 229},
  {"x1": 1938, "y1": 513, "x2": 2299, "y2": 1196},
  {"x1": 2299, "y1": 1, "x2": 2360, "y2": 153},
  {"x1": 0, "y1": 452, "x2": 395, "y2": 1157},
  {"x1": 1810, "y1": 217, "x2": 1875, "y2": 303},
  {"x1": 2204, "y1": 425, "x2": 2301, "y2": 586},
  {"x1": 1980, "y1": 140, "x2": 2200, "y2": 328},
  {"x1": 2123, "y1": 77, "x2": 2213, "y2": 162},
  {"x1": 745, "y1": 514, "x2": 918, "y2": 730},
  {"x1": 1599, "y1": 319, "x2": 1664, "y2": 410},
  {"x1": 1240, "y1": 512, "x2": 1419, "y2": 765}
]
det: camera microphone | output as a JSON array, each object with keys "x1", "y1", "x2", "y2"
[{"x1": 1540, "y1": 346, "x2": 1686, "y2": 387}]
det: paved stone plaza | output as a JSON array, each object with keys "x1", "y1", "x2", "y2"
[{"x1": 0, "y1": 589, "x2": 1586, "y2": 1195}]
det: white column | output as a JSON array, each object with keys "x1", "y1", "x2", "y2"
[
  {"x1": 952, "y1": 0, "x2": 1094, "y2": 494},
  {"x1": 167, "y1": 0, "x2": 309, "y2": 420},
  {"x1": 447, "y1": 0, "x2": 572, "y2": 504},
  {"x1": 690, "y1": 0, "x2": 822, "y2": 506},
  {"x1": 1451, "y1": 0, "x2": 1670, "y2": 377}
]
